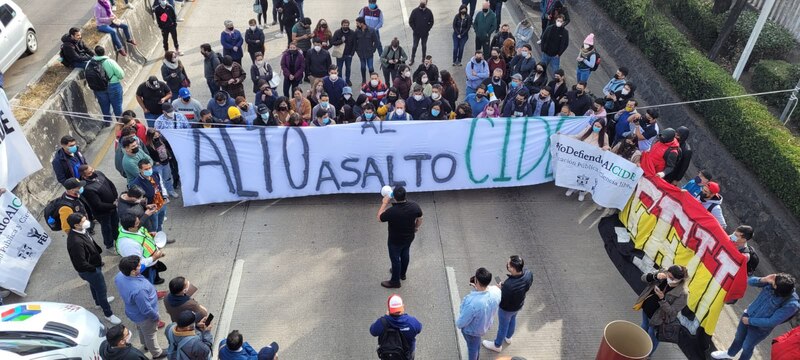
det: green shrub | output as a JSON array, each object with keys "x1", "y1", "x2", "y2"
[
  {"x1": 595, "y1": 0, "x2": 800, "y2": 219},
  {"x1": 751, "y1": 60, "x2": 800, "y2": 122}
]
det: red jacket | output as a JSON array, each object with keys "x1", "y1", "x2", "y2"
[
  {"x1": 642, "y1": 138, "x2": 680, "y2": 175},
  {"x1": 772, "y1": 325, "x2": 800, "y2": 360}
]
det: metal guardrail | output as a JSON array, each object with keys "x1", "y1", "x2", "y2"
[{"x1": 747, "y1": 0, "x2": 800, "y2": 42}]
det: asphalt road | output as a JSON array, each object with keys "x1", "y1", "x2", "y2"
[
  {"x1": 3, "y1": 0, "x2": 96, "y2": 98},
  {"x1": 6, "y1": 0, "x2": 784, "y2": 359}
]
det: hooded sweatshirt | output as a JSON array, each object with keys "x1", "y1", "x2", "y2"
[
  {"x1": 99, "y1": 340, "x2": 149, "y2": 360},
  {"x1": 465, "y1": 56, "x2": 489, "y2": 90},
  {"x1": 369, "y1": 314, "x2": 423, "y2": 352},
  {"x1": 60, "y1": 34, "x2": 95, "y2": 64},
  {"x1": 218, "y1": 340, "x2": 259, "y2": 360},
  {"x1": 696, "y1": 194, "x2": 726, "y2": 229}
]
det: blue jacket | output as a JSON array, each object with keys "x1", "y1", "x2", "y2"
[
  {"x1": 218, "y1": 340, "x2": 258, "y2": 360},
  {"x1": 221, "y1": 30, "x2": 244, "y2": 60},
  {"x1": 323, "y1": 76, "x2": 347, "y2": 109},
  {"x1": 130, "y1": 173, "x2": 164, "y2": 205},
  {"x1": 207, "y1": 97, "x2": 236, "y2": 120},
  {"x1": 115, "y1": 272, "x2": 159, "y2": 323},
  {"x1": 465, "y1": 94, "x2": 489, "y2": 117},
  {"x1": 465, "y1": 57, "x2": 489, "y2": 90},
  {"x1": 52, "y1": 148, "x2": 87, "y2": 185},
  {"x1": 745, "y1": 276, "x2": 800, "y2": 329},
  {"x1": 682, "y1": 178, "x2": 703, "y2": 198},
  {"x1": 456, "y1": 287, "x2": 501, "y2": 336},
  {"x1": 369, "y1": 314, "x2": 423, "y2": 352}
]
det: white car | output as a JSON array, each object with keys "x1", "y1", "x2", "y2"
[
  {"x1": 0, "y1": 302, "x2": 105, "y2": 359},
  {"x1": 0, "y1": 0, "x2": 37, "y2": 73}
]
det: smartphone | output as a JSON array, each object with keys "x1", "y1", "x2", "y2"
[
  {"x1": 204, "y1": 313, "x2": 214, "y2": 326},
  {"x1": 469, "y1": 276, "x2": 475, "y2": 285},
  {"x1": 495, "y1": 276, "x2": 502, "y2": 284}
]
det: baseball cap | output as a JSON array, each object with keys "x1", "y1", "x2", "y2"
[
  {"x1": 179, "y1": 88, "x2": 191, "y2": 98},
  {"x1": 161, "y1": 103, "x2": 174, "y2": 112},
  {"x1": 706, "y1": 181, "x2": 720, "y2": 195},
  {"x1": 177, "y1": 310, "x2": 202, "y2": 327},
  {"x1": 257, "y1": 342, "x2": 280, "y2": 360},
  {"x1": 63, "y1": 178, "x2": 86, "y2": 190},
  {"x1": 387, "y1": 294, "x2": 404, "y2": 314}
]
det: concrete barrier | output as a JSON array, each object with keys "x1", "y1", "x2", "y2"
[{"x1": 12, "y1": 0, "x2": 165, "y2": 215}]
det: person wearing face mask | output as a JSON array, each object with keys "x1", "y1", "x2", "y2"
[
  {"x1": 379, "y1": 88, "x2": 400, "y2": 113},
  {"x1": 215, "y1": 56, "x2": 248, "y2": 99},
  {"x1": 153, "y1": 0, "x2": 180, "y2": 54},
  {"x1": 354, "y1": 17, "x2": 379, "y2": 85},
  {"x1": 164, "y1": 277, "x2": 207, "y2": 324},
  {"x1": 52, "y1": 177, "x2": 94, "y2": 236},
  {"x1": 455, "y1": 103, "x2": 473, "y2": 119},
  {"x1": 421, "y1": 101, "x2": 448, "y2": 120},
  {"x1": 385, "y1": 99, "x2": 412, "y2": 121},
  {"x1": 481, "y1": 68, "x2": 507, "y2": 101},
  {"x1": 562, "y1": 81, "x2": 591, "y2": 116},
  {"x1": 154, "y1": 103, "x2": 190, "y2": 131},
  {"x1": 380, "y1": 38, "x2": 408, "y2": 87},
  {"x1": 681, "y1": 169, "x2": 713, "y2": 197},
  {"x1": 509, "y1": 44, "x2": 536, "y2": 81},
  {"x1": 290, "y1": 87, "x2": 312, "y2": 121},
  {"x1": 254, "y1": 104, "x2": 274, "y2": 126},
  {"x1": 272, "y1": 97, "x2": 295, "y2": 125},
  {"x1": 405, "y1": 84, "x2": 432, "y2": 120},
  {"x1": 452, "y1": 4, "x2": 472, "y2": 67},
  {"x1": 322, "y1": 65, "x2": 347, "y2": 109},
  {"x1": 312, "y1": 92, "x2": 337, "y2": 122},
  {"x1": 603, "y1": 67, "x2": 628, "y2": 105},
  {"x1": 115, "y1": 255, "x2": 166, "y2": 359},
  {"x1": 636, "y1": 265, "x2": 689, "y2": 358},
  {"x1": 275, "y1": 0, "x2": 300, "y2": 39},
  {"x1": 292, "y1": 17, "x2": 314, "y2": 52},
  {"x1": 487, "y1": 48, "x2": 506, "y2": 80},
  {"x1": 477, "y1": 101, "x2": 501, "y2": 119},
  {"x1": 611, "y1": 133, "x2": 642, "y2": 164},
  {"x1": 117, "y1": 185, "x2": 158, "y2": 236},
  {"x1": 234, "y1": 96, "x2": 258, "y2": 127},
  {"x1": 136, "y1": 76, "x2": 173, "y2": 127},
  {"x1": 576, "y1": 33, "x2": 597, "y2": 83},
  {"x1": 632, "y1": 109, "x2": 659, "y2": 152},
  {"x1": 79, "y1": 165, "x2": 120, "y2": 250},
  {"x1": 574, "y1": 118, "x2": 610, "y2": 152},
  {"x1": 584, "y1": 98, "x2": 607, "y2": 127},
  {"x1": 361, "y1": 72, "x2": 388, "y2": 107},
  {"x1": 65, "y1": 212, "x2": 123, "y2": 325},
  {"x1": 694, "y1": 181, "x2": 726, "y2": 229},
  {"x1": 728, "y1": 225, "x2": 755, "y2": 267},
  {"x1": 52, "y1": 135, "x2": 88, "y2": 186},
  {"x1": 171, "y1": 88, "x2": 202, "y2": 124},
  {"x1": 130, "y1": 158, "x2": 169, "y2": 233},
  {"x1": 313, "y1": 19, "x2": 333, "y2": 50},
  {"x1": 528, "y1": 87, "x2": 553, "y2": 117},
  {"x1": 430, "y1": 84, "x2": 452, "y2": 115},
  {"x1": 310, "y1": 108, "x2": 336, "y2": 127},
  {"x1": 546, "y1": 0, "x2": 570, "y2": 28},
  {"x1": 359, "y1": 0, "x2": 384, "y2": 56},
  {"x1": 465, "y1": 50, "x2": 490, "y2": 96},
  {"x1": 546, "y1": 68, "x2": 568, "y2": 104},
  {"x1": 540, "y1": 14, "x2": 569, "y2": 75},
  {"x1": 647, "y1": 127, "x2": 683, "y2": 179},
  {"x1": 280, "y1": 42, "x2": 305, "y2": 97},
  {"x1": 306, "y1": 37, "x2": 332, "y2": 85},
  {"x1": 501, "y1": 73, "x2": 524, "y2": 109},
  {"x1": 411, "y1": 72, "x2": 433, "y2": 97},
  {"x1": 356, "y1": 102, "x2": 377, "y2": 122},
  {"x1": 407, "y1": 0, "x2": 434, "y2": 66},
  {"x1": 331, "y1": 20, "x2": 357, "y2": 86},
  {"x1": 255, "y1": 0, "x2": 270, "y2": 29},
  {"x1": 473, "y1": 1, "x2": 497, "y2": 57},
  {"x1": 161, "y1": 50, "x2": 190, "y2": 101},
  {"x1": 611, "y1": 99, "x2": 639, "y2": 145},
  {"x1": 502, "y1": 88, "x2": 533, "y2": 117},
  {"x1": 255, "y1": 81, "x2": 278, "y2": 110},
  {"x1": 207, "y1": 91, "x2": 236, "y2": 121},
  {"x1": 220, "y1": 20, "x2": 244, "y2": 64},
  {"x1": 200, "y1": 44, "x2": 222, "y2": 95},
  {"x1": 249, "y1": 53, "x2": 274, "y2": 95},
  {"x1": 523, "y1": 62, "x2": 548, "y2": 95},
  {"x1": 664, "y1": 126, "x2": 693, "y2": 185},
  {"x1": 121, "y1": 136, "x2": 154, "y2": 186},
  {"x1": 413, "y1": 55, "x2": 440, "y2": 85},
  {"x1": 490, "y1": 23, "x2": 515, "y2": 51},
  {"x1": 465, "y1": 84, "x2": 489, "y2": 117},
  {"x1": 116, "y1": 212, "x2": 168, "y2": 286},
  {"x1": 391, "y1": 65, "x2": 413, "y2": 99},
  {"x1": 245, "y1": 19, "x2": 266, "y2": 63},
  {"x1": 100, "y1": 324, "x2": 148, "y2": 360}
]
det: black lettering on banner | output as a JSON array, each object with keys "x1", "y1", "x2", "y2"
[
  {"x1": 431, "y1": 154, "x2": 457, "y2": 183},
  {"x1": 283, "y1": 127, "x2": 309, "y2": 189},
  {"x1": 386, "y1": 155, "x2": 407, "y2": 187},
  {"x1": 360, "y1": 121, "x2": 378, "y2": 135},
  {"x1": 404, "y1": 154, "x2": 432, "y2": 187},
  {"x1": 379, "y1": 121, "x2": 396, "y2": 133},
  {"x1": 220, "y1": 129, "x2": 258, "y2": 197},
  {"x1": 259, "y1": 128, "x2": 273, "y2": 193},
  {"x1": 316, "y1": 160, "x2": 341, "y2": 191},
  {"x1": 193, "y1": 129, "x2": 234, "y2": 193},
  {"x1": 361, "y1": 157, "x2": 386, "y2": 188},
  {"x1": 341, "y1": 158, "x2": 362, "y2": 187},
  {"x1": 0, "y1": 110, "x2": 16, "y2": 145}
]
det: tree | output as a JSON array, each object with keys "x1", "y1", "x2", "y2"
[
  {"x1": 712, "y1": 0, "x2": 732, "y2": 14},
  {"x1": 709, "y1": 0, "x2": 747, "y2": 60}
]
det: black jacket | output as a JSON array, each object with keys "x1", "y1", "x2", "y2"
[
  {"x1": 565, "y1": 90, "x2": 592, "y2": 116},
  {"x1": 331, "y1": 28, "x2": 357, "y2": 57},
  {"x1": 82, "y1": 171, "x2": 118, "y2": 217},
  {"x1": 60, "y1": 34, "x2": 95, "y2": 65},
  {"x1": 540, "y1": 24, "x2": 569, "y2": 56},
  {"x1": 524, "y1": 72, "x2": 548, "y2": 94},
  {"x1": 305, "y1": 48, "x2": 332, "y2": 77},
  {"x1": 245, "y1": 27, "x2": 266, "y2": 54},
  {"x1": 665, "y1": 141, "x2": 693, "y2": 183},
  {"x1": 499, "y1": 269, "x2": 533, "y2": 312},
  {"x1": 408, "y1": 7, "x2": 434, "y2": 35},
  {"x1": 354, "y1": 26, "x2": 378, "y2": 58},
  {"x1": 66, "y1": 230, "x2": 103, "y2": 273},
  {"x1": 152, "y1": 4, "x2": 177, "y2": 30},
  {"x1": 413, "y1": 64, "x2": 440, "y2": 85},
  {"x1": 277, "y1": 0, "x2": 300, "y2": 25},
  {"x1": 52, "y1": 148, "x2": 87, "y2": 185},
  {"x1": 117, "y1": 192, "x2": 151, "y2": 223},
  {"x1": 452, "y1": 11, "x2": 472, "y2": 37},
  {"x1": 490, "y1": 31, "x2": 515, "y2": 49},
  {"x1": 99, "y1": 341, "x2": 149, "y2": 360}
]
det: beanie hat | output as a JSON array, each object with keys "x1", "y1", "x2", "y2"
[
  {"x1": 706, "y1": 181, "x2": 720, "y2": 195},
  {"x1": 583, "y1": 33, "x2": 595, "y2": 46},
  {"x1": 228, "y1": 106, "x2": 242, "y2": 119},
  {"x1": 387, "y1": 294, "x2": 404, "y2": 314}
]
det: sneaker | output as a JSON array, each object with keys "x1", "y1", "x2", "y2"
[
  {"x1": 170, "y1": 193, "x2": 180, "y2": 199},
  {"x1": 565, "y1": 189, "x2": 575, "y2": 197},
  {"x1": 504, "y1": 337, "x2": 512, "y2": 344},
  {"x1": 105, "y1": 315, "x2": 122, "y2": 325},
  {"x1": 380, "y1": 280, "x2": 401, "y2": 289},
  {"x1": 177, "y1": 18, "x2": 184, "y2": 22},
  {"x1": 578, "y1": 191, "x2": 586, "y2": 202},
  {"x1": 710, "y1": 350, "x2": 733, "y2": 359},
  {"x1": 482, "y1": 340, "x2": 502, "y2": 352},
  {"x1": 152, "y1": 353, "x2": 168, "y2": 359},
  {"x1": 94, "y1": 296, "x2": 116, "y2": 309},
  {"x1": 117, "y1": 48, "x2": 127, "y2": 57},
  {"x1": 275, "y1": 33, "x2": 285, "y2": 38},
  {"x1": 271, "y1": 21, "x2": 278, "y2": 26},
  {"x1": 157, "y1": 290, "x2": 167, "y2": 299},
  {"x1": 452, "y1": 62, "x2": 458, "y2": 66}
]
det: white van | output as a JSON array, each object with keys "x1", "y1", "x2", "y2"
[{"x1": 0, "y1": 0, "x2": 36, "y2": 73}]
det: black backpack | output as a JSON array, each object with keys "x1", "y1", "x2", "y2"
[
  {"x1": 85, "y1": 59, "x2": 109, "y2": 91},
  {"x1": 377, "y1": 318, "x2": 410, "y2": 360},
  {"x1": 43, "y1": 196, "x2": 70, "y2": 231},
  {"x1": 741, "y1": 246, "x2": 759, "y2": 276},
  {"x1": 58, "y1": 44, "x2": 70, "y2": 67}
]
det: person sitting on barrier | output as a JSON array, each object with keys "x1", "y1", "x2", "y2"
[
  {"x1": 94, "y1": 0, "x2": 135, "y2": 57},
  {"x1": 60, "y1": 28, "x2": 95, "y2": 69},
  {"x1": 637, "y1": 265, "x2": 689, "y2": 357}
]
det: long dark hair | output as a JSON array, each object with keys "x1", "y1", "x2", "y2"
[
  {"x1": 616, "y1": 133, "x2": 639, "y2": 160},
  {"x1": 579, "y1": 120, "x2": 606, "y2": 148}
]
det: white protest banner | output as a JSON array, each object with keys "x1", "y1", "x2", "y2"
[
  {"x1": 551, "y1": 134, "x2": 643, "y2": 209},
  {"x1": 0, "y1": 88, "x2": 42, "y2": 189},
  {"x1": 162, "y1": 117, "x2": 589, "y2": 206},
  {"x1": 0, "y1": 190, "x2": 51, "y2": 296}
]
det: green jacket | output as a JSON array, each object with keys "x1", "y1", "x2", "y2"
[
  {"x1": 473, "y1": 10, "x2": 497, "y2": 40},
  {"x1": 122, "y1": 151, "x2": 152, "y2": 185},
  {"x1": 92, "y1": 55, "x2": 125, "y2": 84}
]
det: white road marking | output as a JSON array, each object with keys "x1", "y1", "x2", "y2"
[
  {"x1": 446, "y1": 266, "x2": 468, "y2": 360},
  {"x1": 212, "y1": 259, "x2": 245, "y2": 354}
]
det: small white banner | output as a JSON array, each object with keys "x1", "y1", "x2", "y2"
[
  {"x1": 551, "y1": 134, "x2": 643, "y2": 209},
  {"x1": 0, "y1": 88, "x2": 42, "y2": 189},
  {"x1": 0, "y1": 191, "x2": 52, "y2": 296}
]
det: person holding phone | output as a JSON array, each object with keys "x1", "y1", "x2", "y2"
[
  {"x1": 636, "y1": 265, "x2": 689, "y2": 357},
  {"x1": 165, "y1": 310, "x2": 214, "y2": 360},
  {"x1": 457, "y1": 268, "x2": 501, "y2": 360},
  {"x1": 483, "y1": 255, "x2": 533, "y2": 353},
  {"x1": 377, "y1": 186, "x2": 423, "y2": 289}
]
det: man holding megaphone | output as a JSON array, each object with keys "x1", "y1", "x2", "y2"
[{"x1": 377, "y1": 186, "x2": 423, "y2": 289}]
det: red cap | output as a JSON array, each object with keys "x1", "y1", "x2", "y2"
[{"x1": 706, "y1": 181, "x2": 720, "y2": 195}]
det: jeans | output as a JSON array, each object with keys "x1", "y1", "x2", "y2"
[
  {"x1": 283, "y1": 78, "x2": 301, "y2": 98},
  {"x1": 462, "y1": 0, "x2": 477, "y2": 17},
  {"x1": 144, "y1": 113, "x2": 160, "y2": 128},
  {"x1": 640, "y1": 311, "x2": 659, "y2": 355},
  {"x1": 359, "y1": 56, "x2": 374, "y2": 84},
  {"x1": 375, "y1": 29, "x2": 383, "y2": 57},
  {"x1": 388, "y1": 242, "x2": 411, "y2": 283},
  {"x1": 493, "y1": 308, "x2": 518, "y2": 347},
  {"x1": 77, "y1": 267, "x2": 113, "y2": 317},
  {"x1": 72, "y1": 60, "x2": 90, "y2": 69},
  {"x1": 336, "y1": 56, "x2": 353, "y2": 84},
  {"x1": 95, "y1": 210, "x2": 120, "y2": 249},
  {"x1": 462, "y1": 329, "x2": 481, "y2": 360},
  {"x1": 411, "y1": 33, "x2": 429, "y2": 62},
  {"x1": 135, "y1": 318, "x2": 164, "y2": 358},
  {"x1": 725, "y1": 318, "x2": 771, "y2": 360},
  {"x1": 97, "y1": 23, "x2": 132, "y2": 51},
  {"x1": 145, "y1": 207, "x2": 167, "y2": 232},
  {"x1": 94, "y1": 82, "x2": 124, "y2": 124},
  {"x1": 161, "y1": 27, "x2": 179, "y2": 52},
  {"x1": 154, "y1": 163, "x2": 176, "y2": 196},
  {"x1": 452, "y1": 33, "x2": 468, "y2": 63},
  {"x1": 576, "y1": 67, "x2": 591, "y2": 83},
  {"x1": 541, "y1": 53, "x2": 561, "y2": 76}
]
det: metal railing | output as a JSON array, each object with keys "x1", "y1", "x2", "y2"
[{"x1": 747, "y1": 0, "x2": 800, "y2": 42}]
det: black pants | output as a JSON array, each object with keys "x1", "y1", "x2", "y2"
[
  {"x1": 161, "y1": 27, "x2": 178, "y2": 51},
  {"x1": 476, "y1": 36, "x2": 490, "y2": 57},
  {"x1": 272, "y1": 0, "x2": 280, "y2": 22},
  {"x1": 382, "y1": 67, "x2": 397, "y2": 87},
  {"x1": 541, "y1": 18, "x2": 549, "y2": 33},
  {"x1": 257, "y1": 5, "x2": 269, "y2": 25},
  {"x1": 283, "y1": 78, "x2": 301, "y2": 98},
  {"x1": 411, "y1": 33, "x2": 429, "y2": 62},
  {"x1": 284, "y1": 22, "x2": 295, "y2": 46},
  {"x1": 96, "y1": 210, "x2": 120, "y2": 249}
]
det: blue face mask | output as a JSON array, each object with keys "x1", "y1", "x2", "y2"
[
  {"x1": 369, "y1": 3, "x2": 377, "y2": 9},
  {"x1": 139, "y1": 263, "x2": 147, "y2": 274},
  {"x1": 320, "y1": 101, "x2": 329, "y2": 107},
  {"x1": 365, "y1": 113, "x2": 374, "y2": 120},
  {"x1": 261, "y1": 113, "x2": 269, "y2": 119},
  {"x1": 729, "y1": 234, "x2": 738, "y2": 242},
  {"x1": 431, "y1": 109, "x2": 440, "y2": 117},
  {"x1": 143, "y1": 169, "x2": 154, "y2": 177},
  {"x1": 68, "y1": 145, "x2": 78, "y2": 154},
  {"x1": 510, "y1": 81, "x2": 518, "y2": 89},
  {"x1": 78, "y1": 187, "x2": 84, "y2": 194},
  {"x1": 323, "y1": 117, "x2": 330, "y2": 124},
  {"x1": 592, "y1": 126, "x2": 601, "y2": 133}
]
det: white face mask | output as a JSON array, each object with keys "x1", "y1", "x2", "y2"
[
  {"x1": 404, "y1": 71, "x2": 411, "y2": 78},
  {"x1": 667, "y1": 278, "x2": 681, "y2": 286},
  {"x1": 343, "y1": 94, "x2": 352, "y2": 99},
  {"x1": 583, "y1": 44, "x2": 590, "y2": 49},
  {"x1": 329, "y1": 74, "x2": 338, "y2": 81},
  {"x1": 370, "y1": 80, "x2": 379, "y2": 86},
  {"x1": 413, "y1": 94, "x2": 423, "y2": 101},
  {"x1": 124, "y1": 330, "x2": 133, "y2": 344},
  {"x1": 250, "y1": 26, "x2": 257, "y2": 31},
  {"x1": 314, "y1": 45, "x2": 322, "y2": 52},
  {"x1": 81, "y1": 220, "x2": 91, "y2": 230},
  {"x1": 166, "y1": 111, "x2": 175, "y2": 118},
  {"x1": 621, "y1": 89, "x2": 630, "y2": 95},
  {"x1": 421, "y1": 77, "x2": 428, "y2": 84},
  {"x1": 431, "y1": 93, "x2": 441, "y2": 100},
  {"x1": 521, "y1": 51, "x2": 529, "y2": 58},
  {"x1": 556, "y1": 21, "x2": 564, "y2": 27},
  {"x1": 396, "y1": 108, "x2": 405, "y2": 116}
]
